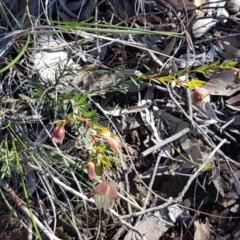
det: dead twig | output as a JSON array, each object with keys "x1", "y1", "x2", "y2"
[
  {"x1": 0, "y1": 181, "x2": 61, "y2": 240},
  {"x1": 175, "y1": 138, "x2": 227, "y2": 203},
  {"x1": 141, "y1": 126, "x2": 191, "y2": 157}
]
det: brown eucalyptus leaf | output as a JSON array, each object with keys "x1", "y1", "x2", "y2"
[
  {"x1": 197, "y1": 102, "x2": 217, "y2": 120},
  {"x1": 109, "y1": 0, "x2": 135, "y2": 19},
  {"x1": 100, "y1": 116, "x2": 144, "y2": 131},
  {"x1": 226, "y1": 94, "x2": 240, "y2": 111},
  {"x1": 221, "y1": 41, "x2": 240, "y2": 58},
  {"x1": 192, "y1": 0, "x2": 228, "y2": 38},
  {"x1": 194, "y1": 220, "x2": 210, "y2": 240},
  {"x1": 226, "y1": 0, "x2": 240, "y2": 13},
  {"x1": 204, "y1": 70, "x2": 240, "y2": 96},
  {"x1": 225, "y1": 192, "x2": 239, "y2": 199},
  {"x1": 124, "y1": 208, "x2": 172, "y2": 240},
  {"x1": 211, "y1": 169, "x2": 225, "y2": 197},
  {"x1": 69, "y1": 69, "x2": 145, "y2": 93},
  {"x1": 57, "y1": 0, "x2": 78, "y2": 17},
  {"x1": 33, "y1": 35, "x2": 78, "y2": 83}
]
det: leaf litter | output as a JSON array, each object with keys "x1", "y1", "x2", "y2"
[{"x1": 1, "y1": 0, "x2": 240, "y2": 240}]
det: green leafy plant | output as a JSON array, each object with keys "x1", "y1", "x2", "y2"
[{"x1": 140, "y1": 60, "x2": 239, "y2": 89}]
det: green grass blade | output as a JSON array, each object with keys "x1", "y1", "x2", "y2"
[
  {"x1": 13, "y1": 141, "x2": 42, "y2": 240},
  {"x1": 38, "y1": 17, "x2": 182, "y2": 36},
  {"x1": 0, "y1": 2, "x2": 13, "y2": 31},
  {"x1": 0, "y1": 34, "x2": 30, "y2": 74}
]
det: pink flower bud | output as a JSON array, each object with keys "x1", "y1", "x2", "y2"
[
  {"x1": 106, "y1": 137, "x2": 122, "y2": 155},
  {"x1": 87, "y1": 162, "x2": 96, "y2": 181},
  {"x1": 193, "y1": 87, "x2": 210, "y2": 103},
  {"x1": 51, "y1": 126, "x2": 65, "y2": 145}
]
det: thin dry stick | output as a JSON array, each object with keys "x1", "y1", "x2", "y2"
[
  {"x1": 191, "y1": 122, "x2": 240, "y2": 168},
  {"x1": 111, "y1": 226, "x2": 127, "y2": 240},
  {"x1": 132, "y1": 152, "x2": 163, "y2": 240},
  {"x1": 48, "y1": 174, "x2": 143, "y2": 230},
  {"x1": 166, "y1": 83, "x2": 196, "y2": 126},
  {"x1": 48, "y1": 173, "x2": 144, "y2": 237},
  {"x1": 142, "y1": 151, "x2": 163, "y2": 209},
  {"x1": 0, "y1": 181, "x2": 61, "y2": 240},
  {"x1": 27, "y1": 219, "x2": 33, "y2": 240},
  {"x1": 141, "y1": 126, "x2": 191, "y2": 157},
  {"x1": 185, "y1": 56, "x2": 193, "y2": 126},
  {"x1": 119, "y1": 199, "x2": 175, "y2": 220},
  {"x1": 175, "y1": 138, "x2": 227, "y2": 203},
  {"x1": 146, "y1": 50, "x2": 163, "y2": 67},
  {"x1": 115, "y1": 215, "x2": 144, "y2": 240},
  {"x1": 121, "y1": 139, "x2": 228, "y2": 221}
]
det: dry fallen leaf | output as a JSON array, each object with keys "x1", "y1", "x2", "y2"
[
  {"x1": 194, "y1": 220, "x2": 210, "y2": 240},
  {"x1": 194, "y1": 0, "x2": 208, "y2": 18},
  {"x1": 221, "y1": 41, "x2": 240, "y2": 58},
  {"x1": 226, "y1": 0, "x2": 240, "y2": 13},
  {"x1": 68, "y1": 69, "x2": 145, "y2": 94},
  {"x1": 192, "y1": 0, "x2": 228, "y2": 38},
  {"x1": 226, "y1": 94, "x2": 240, "y2": 111},
  {"x1": 192, "y1": 18, "x2": 217, "y2": 38},
  {"x1": 124, "y1": 209, "x2": 173, "y2": 240},
  {"x1": 210, "y1": 169, "x2": 225, "y2": 197},
  {"x1": 204, "y1": 70, "x2": 240, "y2": 97}
]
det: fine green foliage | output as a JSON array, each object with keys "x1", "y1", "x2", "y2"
[{"x1": 139, "y1": 60, "x2": 239, "y2": 89}]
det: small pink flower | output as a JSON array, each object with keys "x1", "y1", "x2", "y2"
[
  {"x1": 106, "y1": 136, "x2": 122, "y2": 154},
  {"x1": 51, "y1": 126, "x2": 65, "y2": 145},
  {"x1": 87, "y1": 162, "x2": 96, "y2": 181},
  {"x1": 92, "y1": 182, "x2": 119, "y2": 211},
  {"x1": 193, "y1": 87, "x2": 210, "y2": 104}
]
